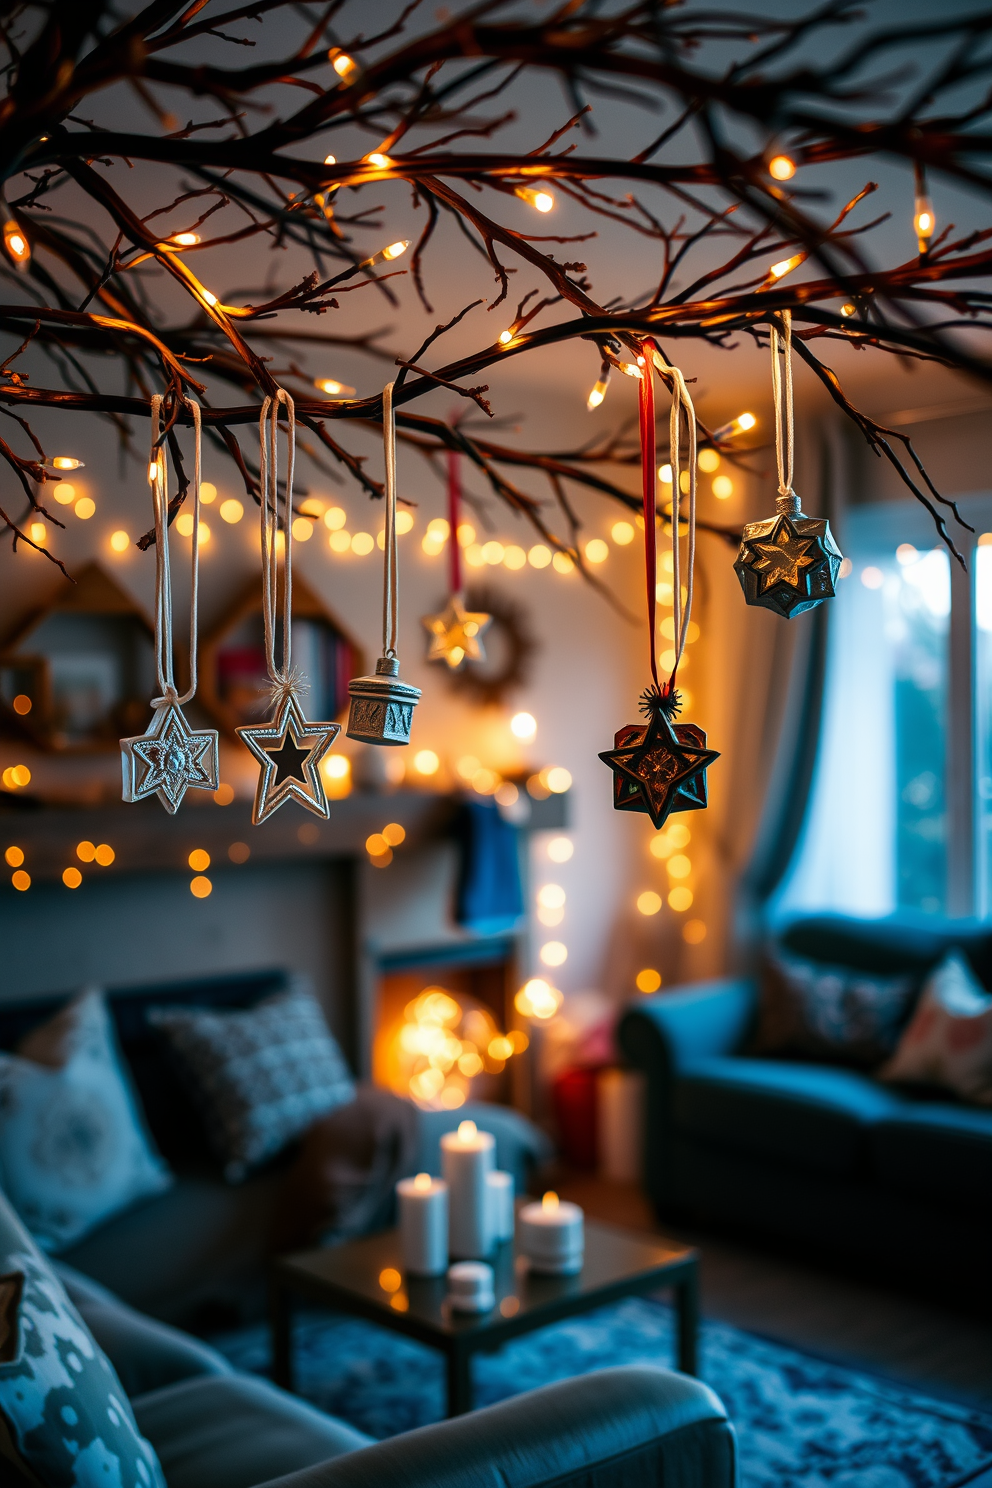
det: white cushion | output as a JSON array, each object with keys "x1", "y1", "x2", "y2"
[
  {"x1": 0, "y1": 989, "x2": 172, "y2": 1250},
  {"x1": 880, "y1": 951, "x2": 992, "y2": 1104}
]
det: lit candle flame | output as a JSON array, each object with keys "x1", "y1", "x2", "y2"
[
  {"x1": 542, "y1": 1191, "x2": 560, "y2": 1211},
  {"x1": 457, "y1": 1120, "x2": 478, "y2": 1142},
  {"x1": 413, "y1": 1172, "x2": 433, "y2": 1192}
]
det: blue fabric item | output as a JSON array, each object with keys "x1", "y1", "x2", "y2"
[
  {"x1": 0, "y1": 988, "x2": 172, "y2": 1251},
  {"x1": 213, "y1": 1297, "x2": 992, "y2": 1488},
  {"x1": 0, "y1": 1183, "x2": 166, "y2": 1488},
  {"x1": 871, "y1": 1103, "x2": 992, "y2": 1217},
  {"x1": 252, "y1": 1366, "x2": 733, "y2": 1488},
  {"x1": 673, "y1": 1058, "x2": 902, "y2": 1176},
  {"x1": 132, "y1": 1374, "x2": 369, "y2": 1488},
  {"x1": 454, "y1": 799, "x2": 524, "y2": 934}
]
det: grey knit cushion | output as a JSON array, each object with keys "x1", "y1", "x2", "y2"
[{"x1": 147, "y1": 984, "x2": 355, "y2": 1181}]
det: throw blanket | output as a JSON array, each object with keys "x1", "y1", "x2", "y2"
[{"x1": 272, "y1": 1084, "x2": 419, "y2": 1253}]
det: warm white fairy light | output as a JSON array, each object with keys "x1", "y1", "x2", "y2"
[
  {"x1": 315, "y1": 377, "x2": 356, "y2": 397},
  {"x1": 514, "y1": 185, "x2": 555, "y2": 212},
  {"x1": 359, "y1": 240, "x2": 409, "y2": 269},
  {"x1": 768, "y1": 154, "x2": 796, "y2": 181}
]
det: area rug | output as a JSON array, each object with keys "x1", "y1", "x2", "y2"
[{"x1": 212, "y1": 1297, "x2": 992, "y2": 1488}]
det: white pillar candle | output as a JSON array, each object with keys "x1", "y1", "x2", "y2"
[
  {"x1": 486, "y1": 1169, "x2": 515, "y2": 1243},
  {"x1": 447, "y1": 1260, "x2": 495, "y2": 1314},
  {"x1": 397, "y1": 1172, "x2": 448, "y2": 1276},
  {"x1": 441, "y1": 1120, "x2": 495, "y2": 1259},
  {"x1": 519, "y1": 1191, "x2": 584, "y2": 1275}
]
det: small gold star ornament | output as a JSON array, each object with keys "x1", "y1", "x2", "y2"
[{"x1": 422, "y1": 593, "x2": 491, "y2": 669}]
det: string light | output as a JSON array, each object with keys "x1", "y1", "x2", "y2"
[
  {"x1": 3, "y1": 219, "x2": 29, "y2": 268},
  {"x1": 315, "y1": 377, "x2": 356, "y2": 397},
  {"x1": 498, "y1": 329, "x2": 515, "y2": 345},
  {"x1": 914, "y1": 164, "x2": 935, "y2": 255},
  {"x1": 51, "y1": 456, "x2": 84, "y2": 471},
  {"x1": 587, "y1": 364, "x2": 611, "y2": 409},
  {"x1": 359, "y1": 240, "x2": 409, "y2": 269},
  {"x1": 711, "y1": 412, "x2": 756, "y2": 442},
  {"x1": 170, "y1": 232, "x2": 199, "y2": 247},
  {"x1": 769, "y1": 252, "x2": 804, "y2": 280},
  {"x1": 324, "y1": 154, "x2": 336, "y2": 166},
  {"x1": 840, "y1": 302, "x2": 857, "y2": 317},
  {"x1": 768, "y1": 154, "x2": 796, "y2": 181},
  {"x1": 330, "y1": 50, "x2": 359, "y2": 83},
  {"x1": 365, "y1": 152, "x2": 392, "y2": 169},
  {"x1": 514, "y1": 185, "x2": 555, "y2": 212},
  {"x1": 514, "y1": 978, "x2": 563, "y2": 1020}
]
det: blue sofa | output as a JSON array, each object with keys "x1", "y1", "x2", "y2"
[{"x1": 618, "y1": 914, "x2": 992, "y2": 1313}]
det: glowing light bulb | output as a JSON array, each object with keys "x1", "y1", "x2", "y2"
[
  {"x1": 51, "y1": 456, "x2": 83, "y2": 471},
  {"x1": 511, "y1": 711, "x2": 537, "y2": 741},
  {"x1": 768, "y1": 154, "x2": 796, "y2": 181},
  {"x1": 330, "y1": 51, "x2": 359, "y2": 83},
  {"x1": 360, "y1": 240, "x2": 409, "y2": 269},
  {"x1": 514, "y1": 185, "x2": 555, "y2": 212},
  {"x1": 498, "y1": 329, "x2": 514, "y2": 345},
  {"x1": 914, "y1": 196, "x2": 935, "y2": 254},
  {"x1": 110, "y1": 530, "x2": 130, "y2": 553},
  {"x1": 171, "y1": 232, "x2": 199, "y2": 246},
  {"x1": 324, "y1": 154, "x2": 336, "y2": 166},
  {"x1": 3, "y1": 220, "x2": 29, "y2": 267},
  {"x1": 202, "y1": 290, "x2": 218, "y2": 307},
  {"x1": 769, "y1": 253, "x2": 803, "y2": 280},
  {"x1": 315, "y1": 377, "x2": 356, "y2": 397},
  {"x1": 711, "y1": 412, "x2": 756, "y2": 443},
  {"x1": 365, "y1": 152, "x2": 392, "y2": 169},
  {"x1": 587, "y1": 372, "x2": 610, "y2": 410}
]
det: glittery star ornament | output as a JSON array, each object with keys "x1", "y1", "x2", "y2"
[
  {"x1": 599, "y1": 688, "x2": 719, "y2": 830},
  {"x1": 422, "y1": 594, "x2": 491, "y2": 670},
  {"x1": 734, "y1": 508, "x2": 842, "y2": 618},
  {"x1": 121, "y1": 701, "x2": 219, "y2": 815},
  {"x1": 236, "y1": 692, "x2": 340, "y2": 825}
]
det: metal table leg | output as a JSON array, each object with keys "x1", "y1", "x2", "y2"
[
  {"x1": 271, "y1": 1280, "x2": 294, "y2": 1391},
  {"x1": 446, "y1": 1343, "x2": 473, "y2": 1416},
  {"x1": 675, "y1": 1264, "x2": 699, "y2": 1376}
]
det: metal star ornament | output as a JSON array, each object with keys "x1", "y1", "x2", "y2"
[
  {"x1": 121, "y1": 701, "x2": 219, "y2": 815},
  {"x1": 734, "y1": 508, "x2": 842, "y2": 618},
  {"x1": 599, "y1": 688, "x2": 719, "y2": 830},
  {"x1": 422, "y1": 593, "x2": 491, "y2": 669},
  {"x1": 236, "y1": 691, "x2": 340, "y2": 825}
]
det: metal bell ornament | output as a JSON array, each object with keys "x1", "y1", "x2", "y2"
[
  {"x1": 734, "y1": 310, "x2": 842, "y2": 618},
  {"x1": 600, "y1": 343, "x2": 719, "y2": 827},
  {"x1": 347, "y1": 382, "x2": 421, "y2": 746}
]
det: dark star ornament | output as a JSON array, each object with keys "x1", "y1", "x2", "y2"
[
  {"x1": 599, "y1": 687, "x2": 719, "y2": 830},
  {"x1": 121, "y1": 701, "x2": 219, "y2": 815},
  {"x1": 236, "y1": 692, "x2": 340, "y2": 825},
  {"x1": 734, "y1": 506, "x2": 842, "y2": 619}
]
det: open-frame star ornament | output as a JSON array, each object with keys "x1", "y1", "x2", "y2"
[
  {"x1": 734, "y1": 508, "x2": 842, "y2": 619},
  {"x1": 422, "y1": 593, "x2": 491, "y2": 670},
  {"x1": 236, "y1": 691, "x2": 340, "y2": 825},
  {"x1": 121, "y1": 701, "x2": 220, "y2": 815},
  {"x1": 599, "y1": 688, "x2": 719, "y2": 830}
]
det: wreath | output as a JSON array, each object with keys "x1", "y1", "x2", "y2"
[{"x1": 445, "y1": 585, "x2": 537, "y2": 707}]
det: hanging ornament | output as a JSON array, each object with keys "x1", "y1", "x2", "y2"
[
  {"x1": 421, "y1": 444, "x2": 491, "y2": 669},
  {"x1": 121, "y1": 397, "x2": 220, "y2": 814},
  {"x1": 599, "y1": 345, "x2": 719, "y2": 829},
  {"x1": 734, "y1": 310, "x2": 842, "y2": 618},
  {"x1": 347, "y1": 381, "x2": 422, "y2": 745},
  {"x1": 237, "y1": 390, "x2": 340, "y2": 822}
]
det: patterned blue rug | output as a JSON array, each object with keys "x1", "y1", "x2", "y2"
[{"x1": 212, "y1": 1298, "x2": 992, "y2": 1488}]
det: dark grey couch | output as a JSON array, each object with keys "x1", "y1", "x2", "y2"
[
  {"x1": 0, "y1": 970, "x2": 550, "y2": 1328},
  {"x1": 619, "y1": 914, "x2": 992, "y2": 1313}
]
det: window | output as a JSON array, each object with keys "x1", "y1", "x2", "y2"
[{"x1": 777, "y1": 494, "x2": 991, "y2": 921}]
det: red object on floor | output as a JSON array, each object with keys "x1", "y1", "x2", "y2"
[{"x1": 552, "y1": 1066, "x2": 605, "y2": 1170}]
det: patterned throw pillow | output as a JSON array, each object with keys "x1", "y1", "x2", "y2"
[
  {"x1": 880, "y1": 950, "x2": 992, "y2": 1104},
  {"x1": 148, "y1": 982, "x2": 356, "y2": 1181},
  {"x1": 0, "y1": 1182, "x2": 166, "y2": 1488},
  {"x1": 756, "y1": 951, "x2": 917, "y2": 1068},
  {"x1": 0, "y1": 990, "x2": 172, "y2": 1252}
]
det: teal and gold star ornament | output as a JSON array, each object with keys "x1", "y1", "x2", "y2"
[
  {"x1": 121, "y1": 700, "x2": 219, "y2": 815},
  {"x1": 599, "y1": 687, "x2": 719, "y2": 830},
  {"x1": 236, "y1": 691, "x2": 340, "y2": 825},
  {"x1": 422, "y1": 593, "x2": 491, "y2": 670},
  {"x1": 734, "y1": 501, "x2": 842, "y2": 618}
]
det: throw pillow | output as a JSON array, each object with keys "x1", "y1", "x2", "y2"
[
  {"x1": 0, "y1": 1181, "x2": 166, "y2": 1488},
  {"x1": 880, "y1": 950, "x2": 992, "y2": 1104},
  {"x1": 756, "y1": 950, "x2": 917, "y2": 1068},
  {"x1": 0, "y1": 990, "x2": 172, "y2": 1252},
  {"x1": 147, "y1": 981, "x2": 356, "y2": 1181}
]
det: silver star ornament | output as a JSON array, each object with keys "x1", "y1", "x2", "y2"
[
  {"x1": 121, "y1": 701, "x2": 220, "y2": 815},
  {"x1": 236, "y1": 692, "x2": 340, "y2": 825}
]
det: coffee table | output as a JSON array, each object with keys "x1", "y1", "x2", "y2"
[{"x1": 270, "y1": 1219, "x2": 698, "y2": 1417}]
